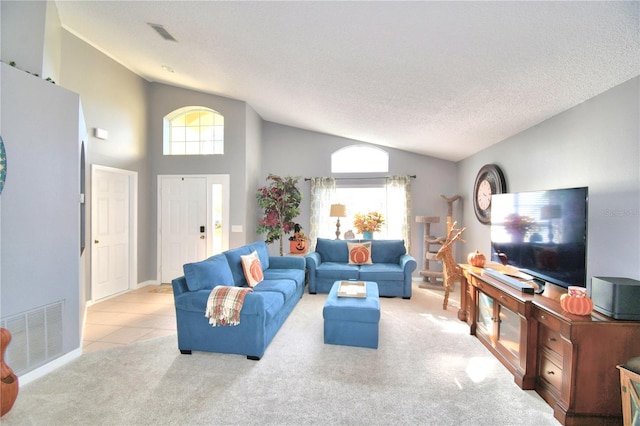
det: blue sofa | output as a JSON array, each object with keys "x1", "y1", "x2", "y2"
[
  {"x1": 305, "y1": 238, "x2": 417, "y2": 299},
  {"x1": 171, "y1": 241, "x2": 305, "y2": 360}
]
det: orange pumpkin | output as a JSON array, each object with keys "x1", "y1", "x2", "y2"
[
  {"x1": 249, "y1": 259, "x2": 264, "y2": 282},
  {"x1": 560, "y1": 293, "x2": 593, "y2": 316},
  {"x1": 289, "y1": 240, "x2": 307, "y2": 254},
  {"x1": 467, "y1": 250, "x2": 486, "y2": 267},
  {"x1": 350, "y1": 246, "x2": 370, "y2": 264}
]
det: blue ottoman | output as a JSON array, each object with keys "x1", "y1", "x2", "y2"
[{"x1": 323, "y1": 281, "x2": 380, "y2": 349}]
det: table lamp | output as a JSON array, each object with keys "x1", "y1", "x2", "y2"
[{"x1": 330, "y1": 204, "x2": 347, "y2": 240}]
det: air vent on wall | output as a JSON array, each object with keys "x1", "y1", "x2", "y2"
[
  {"x1": 148, "y1": 23, "x2": 177, "y2": 42},
  {"x1": 1, "y1": 301, "x2": 64, "y2": 376}
]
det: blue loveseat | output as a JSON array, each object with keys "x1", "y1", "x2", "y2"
[
  {"x1": 305, "y1": 238, "x2": 417, "y2": 298},
  {"x1": 171, "y1": 241, "x2": 305, "y2": 360}
]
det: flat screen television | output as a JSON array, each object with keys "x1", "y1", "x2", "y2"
[{"x1": 490, "y1": 186, "x2": 588, "y2": 289}]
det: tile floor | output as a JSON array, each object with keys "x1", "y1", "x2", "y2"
[{"x1": 82, "y1": 285, "x2": 177, "y2": 354}]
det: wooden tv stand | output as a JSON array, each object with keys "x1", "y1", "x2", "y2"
[{"x1": 458, "y1": 264, "x2": 640, "y2": 425}]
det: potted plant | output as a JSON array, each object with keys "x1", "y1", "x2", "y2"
[
  {"x1": 256, "y1": 174, "x2": 302, "y2": 255},
  {"x1": 288, "y1": 223, "x2": 307, "y2": 254}
]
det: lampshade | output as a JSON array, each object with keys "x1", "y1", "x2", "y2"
[{"x1": 330, "y1": 204, "x2": 347, "y2": 218}]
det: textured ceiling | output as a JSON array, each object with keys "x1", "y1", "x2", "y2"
[{"x1": 56, "y1": 1, "x2": 640, "y2": 161}]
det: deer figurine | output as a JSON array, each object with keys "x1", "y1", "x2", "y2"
[{"x1": 435, "y1": 222, "x2": 466, "y2": 310}]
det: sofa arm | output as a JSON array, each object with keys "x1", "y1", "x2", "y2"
[
  {"x1": 172, "y1": 276, "x2": 189, "y2": 297},
  {"x1": 305, "y1": 252, "x2": 321, "y2": 268},
  {"x1": 400, "y1": 254, "x2": 417, "y2": 273},
  {"x1": 268, "y1": 255, "x2": 305, "y2": 270},
  {"x1": 305, "y1": 252, "x2": 321, "y2": 293},
  {"x1": 400, "y1": 254, "x2": 418, "y2": 299}
]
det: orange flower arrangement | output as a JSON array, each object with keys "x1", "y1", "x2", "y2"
[{"x1": 353, "y1": 211, "x2": 385, "y2": 233}]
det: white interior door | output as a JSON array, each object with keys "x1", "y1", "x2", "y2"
[
  {"x1": 91, "y1": 166, "x2": 133, "y2": 300},
  {"x1": 160, "y1": 176, "x2": 208, "y2": 283}
]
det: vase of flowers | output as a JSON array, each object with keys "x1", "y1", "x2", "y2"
[{"x1": 354, "y1": 211, "x2": 384, "y2": 239}]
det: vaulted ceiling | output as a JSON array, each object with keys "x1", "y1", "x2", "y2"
[{"x1": 56, "y1": 1, "x2": 640, "y2": 161}]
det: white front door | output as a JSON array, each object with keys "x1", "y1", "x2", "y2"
[
  {"x1": 158, "y1": 175, "x2": 230, "y2": 284},
  {"x1": 160, "y1": 177, "x2": 208, "y2": 283},
  {"x1": 91, "y1": 166, "x2": 134, "y2": 300}
]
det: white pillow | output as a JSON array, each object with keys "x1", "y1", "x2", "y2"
[{"x1": 240, "y1": 250, "x2": 264, "y2": 287}]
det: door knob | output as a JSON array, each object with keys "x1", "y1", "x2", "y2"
[
  {"x1": 94, "y1": 240, "x2": 99, "y2": 244},
  {"x1": 200, "y1": 235, "x2": 205, "y2": 239}
]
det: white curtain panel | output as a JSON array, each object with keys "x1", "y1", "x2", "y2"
[
  {"x1": 385, "y1": 175, "x2": 412, "y2": 252},
  {"x1": 308, "y1": 177, "x2": 336, "y2": 251}
]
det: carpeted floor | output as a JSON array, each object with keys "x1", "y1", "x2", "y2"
[{"x1": 3, "y1": 284, "x2": 560, "y2": 425}]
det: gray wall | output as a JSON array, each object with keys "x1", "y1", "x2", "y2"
[
  {"x1": 261, "y1": 122, "x2": 458, "y2": 261},
  {"x1": 245, "y1": 103, "x2": 263, "y2": 240},
  {"x1": 458, "y1": 76, "x2": 640, "y2": 284},
  {"x1": 147, "y1": 83, "x2": 255, "y2": 260},
  {"x1": 59, "y1": 29, "x2": 151, "y2": 289},
  {"x1": 0, "y1": 1, "x2": 47, "y2": 78},
  {"x1": 1, "y1": 63, "x2": 82, "y2": 353}
]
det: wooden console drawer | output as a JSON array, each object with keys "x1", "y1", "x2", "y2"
[
  {"x1": 539, "y1": 348, "x2": 564, "y2": 396},
  {"x1": 534, "y1": 309, "x2": 561, "y2": 332},
  {"x1": 539, "y1": 325, "x2": 564, "y2": 357},
  {"x1": 475, "y1": 280, "x2": 519, "y2": 312}
]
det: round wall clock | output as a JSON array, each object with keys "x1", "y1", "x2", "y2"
[{"x1": 473, "y1": 164, "x2": 506, "y2": 224}]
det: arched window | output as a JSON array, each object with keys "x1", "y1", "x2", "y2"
[
  {"x1": 163, "y1": 106, "x2": 224, "y2": 155},
  {"x1": 331, "y1": 145, "x2": 388, "y2": 173}
]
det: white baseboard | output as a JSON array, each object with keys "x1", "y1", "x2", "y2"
[{"x1": 18, "y1": 347, "x2": 83, "y2": 386}]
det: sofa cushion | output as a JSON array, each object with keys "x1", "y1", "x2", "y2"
[
  {"x1": 347, "y1": 242, "x2": 373, "y2": 265},
  {"x1": 263, "y1": 269, "x2": 306, "y2": 287},
  {"x1": 371, "y1": 239, "x2": 406, "y2": 263},
  {"x1": 315, "y1": 238, "x2": 350, "y2": 263},
  {"x1": 224, "y1": 245, "x2": 253, "y2": 286},
  {"x1": 241, "y1": 251, "x2": 264, "y2": 288},
  {"x1": 317, "y1": 262, "x2": 360, "y2": 280},
  {"x1": 359, "y1": 263, "x2": 405, "y2": 281},
  {"x1": 252, "y1": 279, "x2": 296, "y2": 302},
  {"x1": 183, "y1": 254, "x2": 234, "y2": 292}
]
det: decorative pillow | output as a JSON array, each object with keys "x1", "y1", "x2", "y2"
[
  {"x1": 348, "y1": 242, "x2": 373, "y2": 265},
  {"x1": 240, "y1": 250, "x2": 264, "y2": 287}
]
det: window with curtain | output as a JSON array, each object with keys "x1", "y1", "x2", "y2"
[
  {"x1": 309, "y1": 175, "x2": 412, "y2": 252},
  {"x1": 308, "y1": 145, "x2": 411, "y2": 251}
]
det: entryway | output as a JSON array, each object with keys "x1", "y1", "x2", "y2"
[{"x1": 157, "y1": 174, "x2": 229, "y2": 284}]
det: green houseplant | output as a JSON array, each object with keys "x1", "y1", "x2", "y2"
[{"x1": 256, "y1": 174, "x2": 302, "y2": 255}]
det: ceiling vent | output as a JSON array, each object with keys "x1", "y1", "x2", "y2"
[{"x1": 148, "y1": 23, "x2": 177, "y2": 42}]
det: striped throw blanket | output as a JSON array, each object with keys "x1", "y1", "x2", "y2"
[{"x1": 205, "y1": 286, "x2": 253, "y2": 327}]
